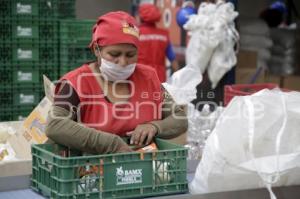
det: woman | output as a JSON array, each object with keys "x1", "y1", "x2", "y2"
[{"x1": 46, "y1": 11, "x2": 187, "y2": 154}]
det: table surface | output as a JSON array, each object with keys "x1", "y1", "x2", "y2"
[
  {"x1": 1, "y1": 160, "x2": 300, "y2": 199},
  {"x1": 1, "y1": 185, "x2": 300, "y2": 199}
]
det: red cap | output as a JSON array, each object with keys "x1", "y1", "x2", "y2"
[
  {"x1": 139, "y1": 3, "x2": 161, "y2": 23},
  {"x1": 90, "y1": 11, "x2": 139, "y2": 48}
]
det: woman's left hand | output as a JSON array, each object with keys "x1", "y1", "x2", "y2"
[{"x1": 126, "y1": 124, "x2": 158, "y2": 146}]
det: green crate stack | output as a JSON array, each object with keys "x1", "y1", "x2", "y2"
[
  {"x1": 0, "y1": 0, "x2": 76, "y2": 19},
  {"x1": 31, "y1": 138, "x2": 188, "y2": 199},
  {"x1": 0, "y1": 0, "x2": 76, "y2": 121},
  {"x1": 59, "y1": 19, "x2": 96, "y2": 77}
]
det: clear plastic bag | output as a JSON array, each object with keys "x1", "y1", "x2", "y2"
[{"x1": 186, "y1": 104, "x2": 223, "y2": 160}]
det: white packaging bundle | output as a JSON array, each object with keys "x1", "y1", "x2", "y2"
[
  {"x1": 165, "y1": 1, "x2": 238, "y2": 161},
  {"x1": 208, "y1": 36, "x2": 237, "y2": 89},
  {"x1": 189, "y1": 89, "x2": 300, "y2": 199},
  {"x1": 0, "y1": 124, "x2": 16, "y2": 143},
  {"x1": 0, "y1": 143, "x2": 17, "y2": 161},
  {"x1": 184, "y1": 3, "x2": 218, "y2": 73},
  {"x1": 184, "y1": 0, "x2": 239, "y2": 89},
  {"x1": 162, "y1": 65, "x2": 202, "y2": 105}
]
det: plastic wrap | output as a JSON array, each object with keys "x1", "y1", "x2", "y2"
[
  {"x1": 185, "y1": 104, "x2": 223, "y2": 160},
  {"x1": 0, "y1": 124, "x2": 16, "y2": 143},
  {"x1": 162, "y1": 65, "x2": 202, "y2": 105},
  {"x1": 184, "y1": 1, "x2": 239, "y2": 88},
  {"x1": 0, "y1": 143, "x2": 17, "y2": 161}
]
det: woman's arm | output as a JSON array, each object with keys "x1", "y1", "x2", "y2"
[
  {"x1": 127, "y1": 90, "x2": 188, "y2": 145},
  {"x1": 149, "y1": 90, "x2": 188, "y2": 139},
  {"x1": 46, "y1": 82, "x2": 132, "y2": 154}
]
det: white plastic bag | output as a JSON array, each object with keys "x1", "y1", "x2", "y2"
[
  {"x1": 0, "y1": 124, "x2": 16, "y2": 143},
  {"x1": 185, "y1": 33, "x2": 216, "y2": 74},
  {"x1": 184, "y1": 1, "x2": 239, "y2": 88},
  {"x1": 190, "y1": 89, "x2": 300, "y2": 199},
  {"x1": 184, "y1": 2, "x2": 219, "y2": 73},
  {"x1": 162, "y1": 65, "x2": 202, "y2": 105},
  {"x1": 208, "y1": 35, "x2": 237, "y2": 89}
]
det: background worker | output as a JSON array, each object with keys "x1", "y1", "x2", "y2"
[{"x1": 138, "y1": 3, "x2": 179, "y2": 83}]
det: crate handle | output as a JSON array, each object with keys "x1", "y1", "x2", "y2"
[{"x1": 140, "y1": 152, "x2": 144, "y2": 160}]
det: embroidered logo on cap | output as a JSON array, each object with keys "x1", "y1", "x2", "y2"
[{"x1": 122, "y1": 21, "x2": 139, "y2": 38}]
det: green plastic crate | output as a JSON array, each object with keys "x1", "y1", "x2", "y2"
[
  {"x1": 0, "y1": 0, "x2": 76, "y2": 19},
  {"x1": 59, "y1": 66, "x2": 76, "y2": 77},
  {"x1": 13, "y1": 89, "x2": 40, "y2": 106},
  {"x1": 0, "y1": 18, "x2": 59, "y2": 41},
  {"x1": 11, "y1": 106, "x2": 34, "y2": 121},
  {"x1": 0, "y1": 85, "x2": 43, "y2": 108},
  {"x1": 13, "y1": 42, "x2": 39, "y2": 62},
  {"x1": 11, "y1": 0, "x2": 39, "y2": 17},
  {"x1": 31, "y1": 138, "x2": 188, "y2": 199},
  {"x1": 0, "y1": 63, "x2": 59, "y2": 87},
  {"x1": 60, "y1": 44, "x2": 95, "y2": 64},
  {"x1": 13, "y1": 68, "x2": 39, "y2": 84},
  {"x1": 0, "y1": 42, "x2": 59, "y2": 64},
  {"x1": 59, "y1": 19, "x2": 95, "y2": 44},
  {"x1": 0, "y1": 106, "x2": 34, "y2": 122}
]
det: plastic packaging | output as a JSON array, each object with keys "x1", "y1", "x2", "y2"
[
  {"x1": 186, "y1": 104, "x2": 223, "y2": 160},
  {"x1": 184, "y1": 1, "x2": 239, "y2": 89},
  {"x1": 0, "y1": 124, "x2": 16, "y2": 143},
  {"x1": 0, "y1": 143, "x2": 17, "y2": 161},
  {"x1": 190, "y1": 89, "x2": 300, "y2": 199},
  {"x1": 162, "y1": 65, "x2": 202, "y2": 105}
]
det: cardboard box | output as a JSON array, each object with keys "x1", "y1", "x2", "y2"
[
  {"x1": 237, "y1": 50, "x2": 257, "y2": 69},
  {"x1": 235, "y1": 50, "x2": 265, "y2": 84},
  {"x1": 264, "y1": 74, "x2": 300, "y2": 91},
  {"x1": 21, "y1": 76, "x2": 54, "y2": 145},
  {"x1": 236, "y1": 68, "x2": 265, "y2": 84},
  {"x1": 283, "y1": 75, "x2": 300, "y2": 91},
  {"x1": 264, "y1": 73, "x2": 283, "y2": 86}
]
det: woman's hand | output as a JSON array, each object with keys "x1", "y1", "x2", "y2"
[
  {"x1": 115, "y1": 137, "x2": 133, "y2": 153},
  {"x1": 126, "y1": 124, "x2": 158, "y2": 146}
]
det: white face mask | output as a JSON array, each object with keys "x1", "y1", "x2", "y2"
[{"x1": 100, "y1": 58, "x2": 136, "y2": 81}]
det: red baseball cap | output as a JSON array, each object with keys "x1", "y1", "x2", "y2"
[
  {"x1": 139, "y1": 3, "x2": 161, "y2": 23},
  {"x1": 90, "y1": 11, "x2": 139, "y2": 48}
]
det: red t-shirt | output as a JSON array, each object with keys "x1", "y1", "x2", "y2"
[
  {"x1": 60, "y1": 64, "x2": 162, "y2": 136},
  {"x1": 138, "y1": 23, "x2": 170, "y2": 82}
]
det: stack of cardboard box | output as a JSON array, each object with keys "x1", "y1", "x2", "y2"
[{"x1": 236, "y1": 50, "x2": 300, "y2": 91}]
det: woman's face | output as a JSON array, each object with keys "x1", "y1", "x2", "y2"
[{"x1": 96, "y1": 44, "x2": 138, "y2": 67}]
